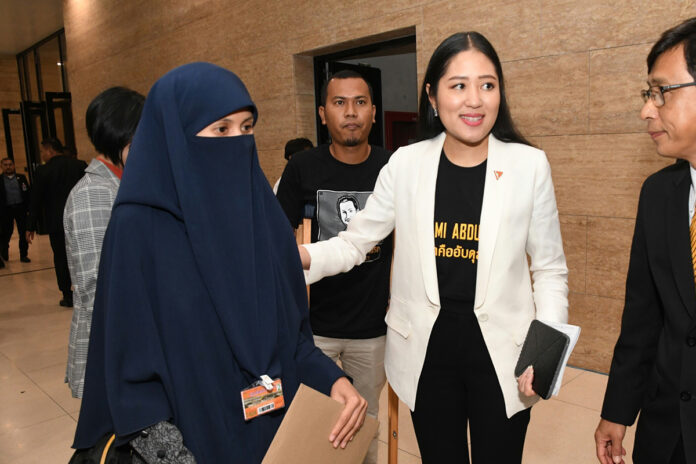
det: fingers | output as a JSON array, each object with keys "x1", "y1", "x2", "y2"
[
  {"x1": 328, "y1": 378, "x2": 368, "y2": 449},
  {"x1": 595, "y1": 420, "x2": 626, "y2": 464},
  {"x1": 328, "y1": 396, "x2": 353, "y2": 443},
  {"x1": 329, "y1": 394, "x2": 367, "y2": 448},
  {"x1": 329, "y1": 398, "x2": 358, "y2": 448},
  {"x1": 596, "y1": 440, "x2": 613, "y2": 464},
  {"x1": 607, "y1": 432, "x2": 626, "y2": 464},
  {"x1": 337, "y1": 396, "x2": 367, "y2": 449},
  {"x1": 598, "y1": 441, "x2": 624, "y2": 464},
  {"x1": 517, "y1": 366, "x2": 535, "y2": 396},
  {"x1": 595, "y1": 430, "x2": 612, "y2": 464}
]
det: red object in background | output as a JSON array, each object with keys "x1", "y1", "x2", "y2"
[{"x1": 384, "y1": 111, "x2": 418, "y2": 151}]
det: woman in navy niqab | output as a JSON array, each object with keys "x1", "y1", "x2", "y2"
[{"x1": 73, "y1": 63, "x2": 346, "y2": 463}]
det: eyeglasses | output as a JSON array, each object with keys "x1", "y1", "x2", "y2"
[{"x1": 641, "y1": 81, "x2": 696, "y2": 107}]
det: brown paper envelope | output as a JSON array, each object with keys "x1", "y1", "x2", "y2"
[{"x1": 262, "y1": 383, "x2": 379, "y2": 464}]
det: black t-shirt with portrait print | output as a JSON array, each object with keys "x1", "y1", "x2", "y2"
[
  {"x1": 434, "y1": 150, "x2": 486, "y2": 311},
  {"x1": 276, "y1": 144, "x2": 392, "y2": 339}
]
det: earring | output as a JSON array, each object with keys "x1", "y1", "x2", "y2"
[{"x1": 433, "y1": 108, "x2": 438, "y2": 117}]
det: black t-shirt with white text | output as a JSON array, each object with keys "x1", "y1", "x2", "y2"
[
  {"x1": 276, "y1": 144, "x2": 392, "y2": 338},
  {"x1": 434, "y1": 151, "x2": 486, "y2": 310}
]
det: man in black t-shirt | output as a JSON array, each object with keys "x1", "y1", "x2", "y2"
[{"x1": 276, "y1": 70, "x2": 391, "y2": 464}]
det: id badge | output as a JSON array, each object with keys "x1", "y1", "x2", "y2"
[{"x1": 241, "y1": 378, "x2": 284, "y2": 421}]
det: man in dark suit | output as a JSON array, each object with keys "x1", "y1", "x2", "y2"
[
  {"x1": 595, "y1": 17, "x2": 696, "y2": 464},
  {"x1": 1, "y1": 158, "x2": 31, "y2": 263},
  {"x1": 26, "y1": 138, "x2": 87, "y2": 306}
]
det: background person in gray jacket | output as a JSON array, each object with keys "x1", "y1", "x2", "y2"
[{"x1": 63, "y1": 86, "x2": 144, "y2": 398}]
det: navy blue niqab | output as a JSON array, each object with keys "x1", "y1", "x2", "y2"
[{"x1": 73, "y1": 63, "x2": 343, "y2": 463}]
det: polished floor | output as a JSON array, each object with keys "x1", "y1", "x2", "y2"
[{"x1": 0, "y1": 234, "x2": 637, "y2": 463}]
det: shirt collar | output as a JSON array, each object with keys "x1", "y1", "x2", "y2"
[{"x1": 97, "y1": 158, "x2": 123, "y2": 180}]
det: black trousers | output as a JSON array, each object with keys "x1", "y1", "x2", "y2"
[
  {"x1": 411, "y1": 306, "x2": 530, "y2": 464},
  {"x1": 1, "y1": 205, "x2": 28, "y2": 257},
  {"x1": 49, "y1": 231, "x2": 72, "y2": 298}
]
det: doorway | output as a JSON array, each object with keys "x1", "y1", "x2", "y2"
[{"x1": 5, "y1": 29, "x2": 76, "y2": 183}]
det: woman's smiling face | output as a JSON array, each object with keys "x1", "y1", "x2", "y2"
[{"x1": 428, "y1": 49, "x2": 500, "y2": 149}]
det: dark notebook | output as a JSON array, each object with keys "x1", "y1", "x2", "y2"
[{"x1": 514, "y1": 320, "x2": 570, "y2": 400}]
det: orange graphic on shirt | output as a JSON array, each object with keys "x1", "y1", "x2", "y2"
[{"x1": 433, "y1": 222, "x2": 480, "y2": 263}]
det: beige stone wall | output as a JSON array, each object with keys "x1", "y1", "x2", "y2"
[
  {"x1": 0, "y1": 55, "x2": 27, "y2": 175},
  {"x1": 62, "y1": 0, "x2": 696, "y2": 372}
]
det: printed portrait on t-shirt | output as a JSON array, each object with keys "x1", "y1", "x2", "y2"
[
  {"x1": 316, "y1": 189, "x2": 382, "y2": 262},
  {"x1": 337, "y1": 195, "x2": 358, "y2": 224}
]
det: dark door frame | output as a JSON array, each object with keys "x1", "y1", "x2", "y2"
[
  {"x1": 2, "y1": 108, "x2": 21, "y2": 161},
  {"x1": 45, "y1": 92, "x2": 76, "y2": 154},
  {"x1": 20, "y1": 101, "x2": 49, "y2": 185}
]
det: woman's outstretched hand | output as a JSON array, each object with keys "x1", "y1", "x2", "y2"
[{"x1": 298, "y1": 245, "x2": 311, "y2": 270}]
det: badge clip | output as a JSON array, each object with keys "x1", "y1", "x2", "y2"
[{"x1": 260, "y1": 374, "x2": 274, "y2": 391}]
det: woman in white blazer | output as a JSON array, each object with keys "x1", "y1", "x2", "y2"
[{"x1": 300, "y1": 32, "x2": 568, "y2": 463}]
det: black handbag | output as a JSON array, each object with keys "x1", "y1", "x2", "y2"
[
  {"x1": 69, "y1": 421, "x2": 195, "y2": 464},
  {"x1": 68, "y1": 433, "x2": 138, "y2": 464}
]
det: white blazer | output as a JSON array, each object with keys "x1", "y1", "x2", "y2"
[{"x1": 305, "y1": 132, "x2": 569, "y2": 417}]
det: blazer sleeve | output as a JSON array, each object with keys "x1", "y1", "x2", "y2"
[
  {"x1": 601, "y1": 183, "x2": 663, "y2": 425},
  {"x1": 64, "y1": 182, "x2": 117, "y2": 310},
  {"x1": 525, "y1": 152, "x2": 569, "y2": 323},
  {"x1": 27, "y1": 167, "x2": 46, "y2": 231},
  {"x1": 304, "y1": 152, "x2": 397, "y2": 284}
]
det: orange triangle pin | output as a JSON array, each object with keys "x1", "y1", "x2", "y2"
[{"x1": 494, "y1": 170, "x2": 503, "y2": 180}]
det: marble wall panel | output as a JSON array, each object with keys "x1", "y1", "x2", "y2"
[
  {"x1": 260, "y1": 0, "x2": 368, "y2": 50},
  {"x1": 257, "y1": 149, "x2": 285, "y2": 186},
  {"x1": 294, "y1": 94, "x2": 319, "y2": 145},
  {"x1": 589, "y1": 43, "x2": 653, "y2": 134},
  {"x1": 293, "y1": 55, "x2": 315, "y2": 96},
  {"x1": 65, "y1": 0, "x2": 221, "y2": 70},
  {"x1": 253, "y1": 96, "x2": 300, "y2": 152},
  {"x1": 355, "y1": 0, "x2": 429, "y2": 19},
  {"x1": 504, "y1": 52, "x2": 589, "y2": 137},
  {"x1": 560, "y1": 215, "x2": 587, "y2": 294},
  {"x1": 421, "y1": 0, "x2": 544, "y2": 63},
  {"x1": 586, "y1": 217, "x2": 635, "y2": 300},
  {"x1": 539, "y1": 0, "x2": 696, "y2": 56},
  {"x1": 292, "y1": 9, "x2": 420, "y2": 56},
  {"x1": 542, "y1": 134, "x2": 672, "y2": 218},
  {"x1": 226, "y1": 47, "x2": 295, "y2": 102},
  {"x1": 567, "y1": 292, "x2": 624, "y2": 373}
]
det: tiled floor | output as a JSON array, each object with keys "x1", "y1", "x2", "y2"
[{"x1": 0, "y1": 234, "x2": 636, "y2": 463}]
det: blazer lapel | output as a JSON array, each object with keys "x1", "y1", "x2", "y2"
[
  {"x1": 415, "y1": 133, "x2": 446, "y2": 306},
  {"x1": 667, "y1": 164, "x2": 696, "y2": 319},
  {"x1": 474, "y1": 134, "x2": 507, "y2": 309}
]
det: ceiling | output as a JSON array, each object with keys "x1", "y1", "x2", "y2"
[{"x1": 0, "y1": 0, "x2": 63, "y2": 55}]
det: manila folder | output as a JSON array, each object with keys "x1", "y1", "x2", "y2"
[{"x1": 262, "y1": 383, "x2": 378, "y2": 464}]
